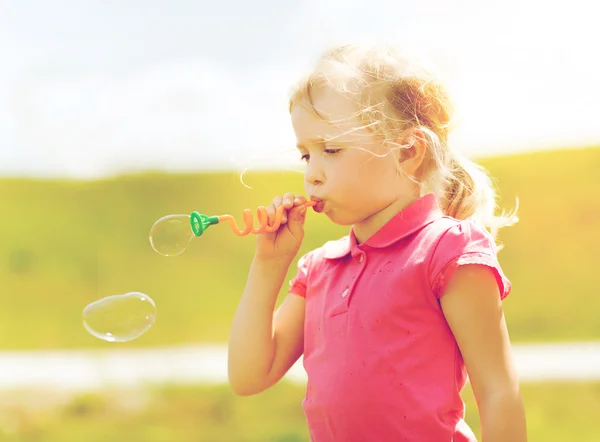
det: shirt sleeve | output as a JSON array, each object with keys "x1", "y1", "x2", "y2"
[
  {"x1": 289, "y1": 251, "x2": 313, "y2": 298},
  {"x1": 429, "y1": 219, "x2": 512, "y2": 300}
]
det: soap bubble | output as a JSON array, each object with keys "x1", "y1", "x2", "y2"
[
  {"x1": 83, "y1": 292, "x2": 157, "y2": 342},
  {"x1": 149, "y1": 214, "x2": 193, "y2": 256}
]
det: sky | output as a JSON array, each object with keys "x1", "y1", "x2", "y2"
[{"x1": 1, "y1": 0, "x2": 598, "y2": 178}]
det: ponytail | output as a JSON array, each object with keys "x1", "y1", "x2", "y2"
[{"x1": 436, "y1": 152, "x2": 519, "y2": 245}]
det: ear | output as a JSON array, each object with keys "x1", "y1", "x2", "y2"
[{"x1": 397, "y1": 128, "x2": 427, "y2": 177}]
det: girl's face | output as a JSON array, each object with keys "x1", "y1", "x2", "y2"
[{"x1": 291, "y1": 87, "x2": 420, "y2": 239}]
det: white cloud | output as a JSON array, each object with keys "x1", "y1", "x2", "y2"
[
  {"x1": 1, "y1": 0, "x2": 598, "y2": 178},
  {"x1": 7, "y1": 58, "x2": 274, "y2": 177}
]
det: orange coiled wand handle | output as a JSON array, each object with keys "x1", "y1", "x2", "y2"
[{"x1": 218, "y1": 201, "x2": 317, "y2": 236}]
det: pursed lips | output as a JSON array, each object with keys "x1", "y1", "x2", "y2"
[{"x1": 310, "y1": 195, "x2": 325, "y2": 213}]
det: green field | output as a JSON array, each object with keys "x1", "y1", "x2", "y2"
[
  {"x1": 1, "y1": 146, "x2": 599, "y2": 440},
  {"x1": 0, "y1": 381, "x2": 598, "y2": 442},
  {"x1": 0, "y1": 146, "x2": 599, "y2": 349}
]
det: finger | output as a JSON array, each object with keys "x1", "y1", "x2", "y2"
[
  {"x1": 268, "y1": 196, "x2": 284, "y2": 225},
  {"x1": 282, "y1": 192, "x2": 295, "y2": 209},
  {"x1": 265, "y1": 201, "x2": 277, "y2": 226},
  {"x1": 293, "y1": 195, "x2": 307, "y2": 206},
  {"x1": 271, "y1": 195, "x2": 283, "y2": 207}
]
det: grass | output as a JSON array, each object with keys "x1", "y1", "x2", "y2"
[
  {"x1": 0, "y1": 145, "x2": 599, "y2": 349},
  {"x1": 0, "y1": 380, "x2": 598, "y2": 441}
]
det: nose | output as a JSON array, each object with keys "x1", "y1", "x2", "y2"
[{"x1": 304, "y1": 157, "x2": 324, "y2": 187}]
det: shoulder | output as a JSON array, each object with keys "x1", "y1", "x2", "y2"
[
  {"x1": 289, "y1": 236, "x2": 349, "y2": 297},
  {"x1": 427, "y1": 216, "x2": 498, "y2": 257},
  {"x1": 425, "y1": 217, "x2": 511, "y2": 300},
  {"x1": 297, "y1": 235, "x2": 350, "y2": 269}
]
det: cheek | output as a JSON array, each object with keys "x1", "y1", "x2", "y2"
[
  {"x1": 341, "y1": 164, "x2": 397, "y2": 201},
  {"x1": 361, "y1": 155, "x2": 400, "y2": 185},
  {"x1": 328, "y1": 152, "x2": 400, "y2": 198}
]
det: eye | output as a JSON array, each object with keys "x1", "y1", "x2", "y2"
[
  {"x1": 324, "y1": 148, "x2": 341, "y2": 155},
  {"x1": 299, "y1": 147, "x2": 340, "y2": 162}
]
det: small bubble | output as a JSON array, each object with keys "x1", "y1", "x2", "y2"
[
  {"x1": 149, "y1": 214, "x2": 194, "y2": 256},
  {"x1": 82, "y1": 292, "x2": 157, "y2": 342}
]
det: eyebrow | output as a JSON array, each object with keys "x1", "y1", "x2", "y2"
[{"x1": 296, "y1": 136, "x2": 326, "y2": 149}]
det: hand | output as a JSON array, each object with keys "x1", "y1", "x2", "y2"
[{"x1": 255, "y1": 193, "x2": 309, "y2": 261}]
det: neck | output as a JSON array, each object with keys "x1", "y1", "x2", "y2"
[{"x1": 353, "y1": 192, "x2": 420, "y2": 244}]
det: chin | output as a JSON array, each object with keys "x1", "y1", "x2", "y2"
[{"x1": 323, "y1": 210, "x2": 359, "y2": 227}]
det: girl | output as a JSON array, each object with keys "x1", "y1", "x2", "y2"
[{"x1": 228, "y1": 44, "x2": 527, "y2": 442}]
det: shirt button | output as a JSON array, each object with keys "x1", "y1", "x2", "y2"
[
  {"x1": 341, "y1": 288, "x2": 349, "y2": 298},
  {"x1": 358, "y1": 254, "x2": 364, "y2": 263}
]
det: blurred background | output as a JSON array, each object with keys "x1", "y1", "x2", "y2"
[{"x1": 1, "y1": 0, "x2": 599, "y2": 441}]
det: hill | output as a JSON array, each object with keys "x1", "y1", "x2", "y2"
[{"x1": 0, "y1": 146, "x2": 598, "y2": 349}]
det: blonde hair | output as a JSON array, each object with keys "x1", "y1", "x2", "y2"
[{"x1": 289, "y1": 43, "x2": 518, "y2": 242}]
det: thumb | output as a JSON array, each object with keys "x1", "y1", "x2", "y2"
[{"x1": 287, "y1": 204, "x2": 307, "y2": 231}]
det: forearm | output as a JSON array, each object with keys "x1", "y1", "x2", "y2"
[
  {"x1": 479, "y1": 390, "x2": 527, "y2": 442},
  {"x1": 227, "y1": 254, "x2": 293, "y2": 394}
]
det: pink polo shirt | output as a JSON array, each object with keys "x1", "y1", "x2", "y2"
[{"x1": 289, "y1": 193, "x2": 511, "y2": 442}]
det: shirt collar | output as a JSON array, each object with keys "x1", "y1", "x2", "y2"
[{"x1": 322, "y1": 193, "x2": 444, "y2": 259}]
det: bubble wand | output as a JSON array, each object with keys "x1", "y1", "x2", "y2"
[
  {"x1": 149, "y1": 200, "x2": 317, "y2": 256},
  {"x1": 80, "y1": 200, "x2": 318, "y2": 343}
]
